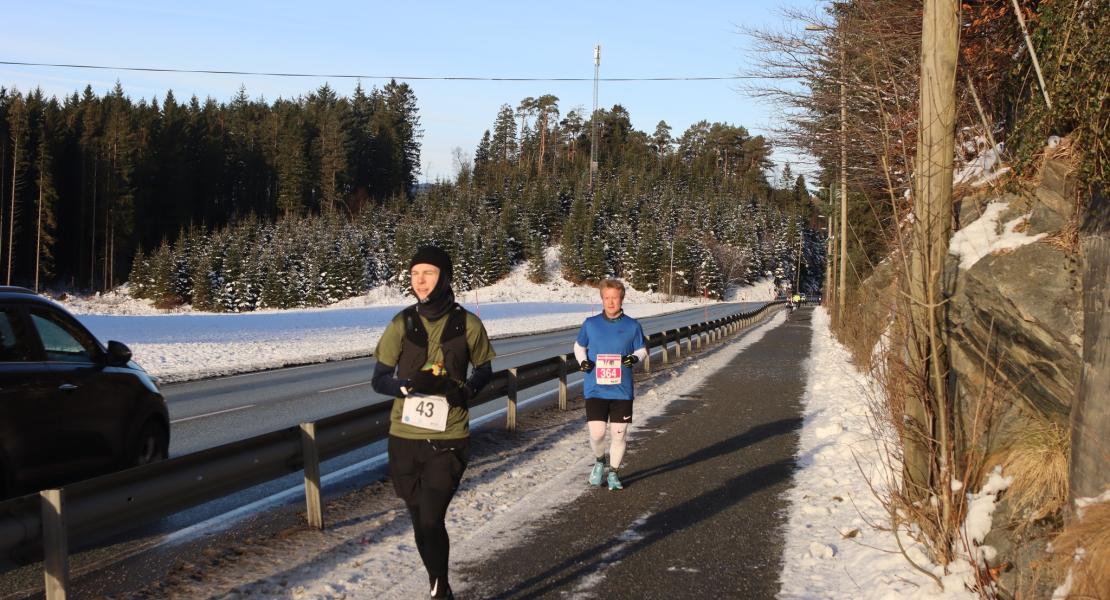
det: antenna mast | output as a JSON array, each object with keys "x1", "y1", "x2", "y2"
[{"x1": 590, "y1": 44, "x2": 600, "y2": 191}]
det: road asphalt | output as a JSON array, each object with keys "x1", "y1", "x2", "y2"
[{"x1": 456, "y1": 307, "x2": 814, "y2": 599}]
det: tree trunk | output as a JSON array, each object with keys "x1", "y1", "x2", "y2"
[
  {"x1": 1071, "y1": 188, "x2": 1110, "y2": 501},
  {"x1": 7, "y1": 140, "x2": 17, "y2": 286},
  {"x1": 1, "y1": 142, "x2": 6, "y2": 279},
  {"x1": 538, "y1": 112, "x2": 547, "y2": 173},
  {"x1": 904, "y1": 0, "x2": 958, "y2": 526},
  {"x1": 90, "y1": 153, "x2": 98, "y2": 291},
  {"x1": 36, "y1": 154, "x2": 42, "y2": 292}
]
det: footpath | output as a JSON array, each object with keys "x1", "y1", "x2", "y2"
[
  {"x1": 455, "y1": 308, "x2": 814, "y2": 599},
  {"x1": 71, "y1": 308, "x2": 812, "y2": 600}
]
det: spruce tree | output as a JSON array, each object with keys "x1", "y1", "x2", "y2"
[{"x1": 527, "y1": 235, "x2": 548, "y2": 284}]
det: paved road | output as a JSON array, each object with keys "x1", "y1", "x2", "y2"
[
  {"x1": 165, "y1": 302, "x2": 763, "y2": 456},
  {"x1": 456, "y1": 307, "x2": 814, "y2": 599}
]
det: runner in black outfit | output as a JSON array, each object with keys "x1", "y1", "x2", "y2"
[{"x1": 371, "y1": 246, "x2": 495, "y2": 599}]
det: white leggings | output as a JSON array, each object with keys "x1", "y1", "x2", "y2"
[{"x1": 588, "y1": 420, "x2": 628, "y2": 469}]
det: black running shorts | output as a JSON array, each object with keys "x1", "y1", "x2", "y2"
[
  {"x1": 387, "y1": 436, "x2": 469, "y2": 505},
  {"x1": 585, "y1": 397, "x2": 633, "y2": 423}
]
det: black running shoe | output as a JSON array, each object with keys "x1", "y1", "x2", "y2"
[{"x1": 430, "y1": 576, "x2": 454, "y2": 599}]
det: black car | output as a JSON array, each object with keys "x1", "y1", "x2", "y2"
[{"x1": 0, "y1": 287, "x2": 169, "y2": 499}]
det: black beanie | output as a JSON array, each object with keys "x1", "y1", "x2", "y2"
[{"x1": 409, "y1": 245, "x2": 453, "y2": 282}]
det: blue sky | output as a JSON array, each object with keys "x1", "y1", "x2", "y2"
[{"x1": 2, "y1": 1, "x2": 824, "y2": 181}]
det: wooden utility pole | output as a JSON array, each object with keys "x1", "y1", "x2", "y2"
[
  {"x1": 589, "y1": 45, "x2": 600, "y2": 191},
  {"x1": 904, "y1": 0, "x2": 959, "y2": 522},
  {"x1": 838, "y1": 40, "x2": 848, "y2": 322}
]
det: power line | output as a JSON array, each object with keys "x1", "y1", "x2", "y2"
[{"x1": 0, "y1": 60, "x2": 760, "y2": 82}]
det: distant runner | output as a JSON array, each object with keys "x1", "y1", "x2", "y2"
[
  {"x1": 370, "y1": 245, "x2": 495, "y2": 600},
  {"x1": 574, "y1": 279, "x2": 647, "y2": 491}
]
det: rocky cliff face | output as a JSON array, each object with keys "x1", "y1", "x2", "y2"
[{"x1": 947, "y1": 154, "x2": 1083, "y2": 598}]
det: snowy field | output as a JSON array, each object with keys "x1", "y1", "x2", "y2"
[{"x1": 61, "y1": 250, "x2": 777, "y2": 383}]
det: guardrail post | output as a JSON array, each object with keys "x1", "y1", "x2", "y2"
[
  {"x1": 643, "y1": 344, "x2": 652, "y2": 372},
  {"x1": 674, "y1": 332, "x2": 683, "y2": 359},
  {"x1": 507, "y1": 368, "x2": 518, "y2": 431},
  {"x1": 558, "y1": 356, "x2": 568, "y2": 411},
  {"x1": 300, "y1": 422, "x2": 324, "y2": 530},
  {"x1": 41, "y1": 489, "x2": 68, "y2": 600},
  {"x1": 661, "y1": 339, "x2": 669, "y2": 365}
]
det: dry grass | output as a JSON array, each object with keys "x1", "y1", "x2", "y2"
[
  {"x1": 1042, "y1": 220, "x2": 1081, "y2": 253},
  {"x1": 1000, "y1": 419, "x2": 1070, "y2": 525},
  {"x1": 1050, "y1": 499, "x2": 1110, "y2": 600}
]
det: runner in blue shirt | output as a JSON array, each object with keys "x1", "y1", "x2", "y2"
[{"x1": 573, "y1": 279, "x2": 647, "y2": 491}]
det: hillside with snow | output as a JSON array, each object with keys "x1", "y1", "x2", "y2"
[{"x1": 60, "y1": 250, "x2": 776, "y2": 383}]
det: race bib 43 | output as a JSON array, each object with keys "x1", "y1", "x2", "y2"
[{"x1": 402, "y1": 394, "x2": 449, "y2": 432}]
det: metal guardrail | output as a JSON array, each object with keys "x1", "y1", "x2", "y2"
[{"x1": 0, "y1": 301, "x2": 783, "y2": 595}]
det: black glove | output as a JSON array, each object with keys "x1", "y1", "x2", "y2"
[
  {"x1": 446, "y1": 382, "x2": 471, "y2": 408},
  {"x1": 409, "y1": 370, "x2": 449, "y2": 395},
  {"x1": 579, "y1": 359, "x2": 595, "y2": 373},
  {"x1": 622, "y1": 354, "x2": 639, "y2": 367}
]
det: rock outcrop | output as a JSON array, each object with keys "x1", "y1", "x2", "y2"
[{"x1": 947, "y1": 153, "x2": 1083, "y2": 598}]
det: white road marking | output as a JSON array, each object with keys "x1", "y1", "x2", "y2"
[
  {"x1": 318, "y1": 381, "x2": 374, "y2": 393},
  {"x1": 171, "y1": 404, "x2": 256, "y2": 424}
]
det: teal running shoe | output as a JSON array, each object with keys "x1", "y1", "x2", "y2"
[
  {"x1": 607, "y1": 470, "x2": 623, "y2": 491},
  {"x1": 589, "y1": 460, "x2": 606, "y2": 486}
]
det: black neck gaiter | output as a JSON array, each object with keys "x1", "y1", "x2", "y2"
[{"x1": 416, "y1": 277, "x2": 455, "y2": 320}]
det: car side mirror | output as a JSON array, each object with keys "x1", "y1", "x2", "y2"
[{"x1": 105, "y1": 340, "x2": 132, "y2": 366}]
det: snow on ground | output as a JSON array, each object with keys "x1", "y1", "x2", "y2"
[
  {"x1": 954, "y1": 140, "x2": 1010, "y2": 188},
  {"x1": 146, "y1": 311, "x2": 789, "y2": 600},
  {"x1": 948, "y1": 201, "x2": 1047, "y2": 271},
  {"x1": 60, "y1": 252, "x2": 775, "y2": 383},
  {"x1": 780, "y1": 307, "x2": 1007, "y2": 599}
]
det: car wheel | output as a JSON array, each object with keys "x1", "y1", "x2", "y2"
[{"x1": 130, "y1": 421, "x2": 169, "y2": 467}]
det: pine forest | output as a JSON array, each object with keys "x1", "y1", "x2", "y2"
[{"x1": 0, "y1": 81, "x2": 824, "y2": 311}]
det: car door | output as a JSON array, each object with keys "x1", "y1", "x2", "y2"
[
  {"x1": 0, "y1": 305, "x2": 60, "y2": 489},
  {"x1": 27, "y1": 306, "x2": 120, "y2": 475}
]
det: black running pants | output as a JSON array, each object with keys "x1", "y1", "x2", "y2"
[{"x1": 388, "y1": 436, "x2": 470, "y2": 580}]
